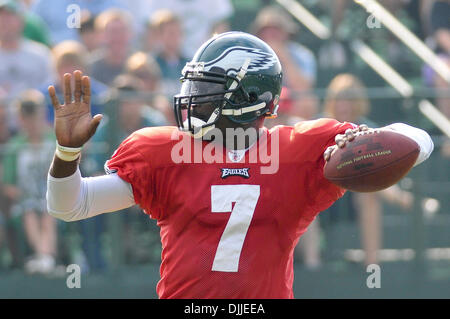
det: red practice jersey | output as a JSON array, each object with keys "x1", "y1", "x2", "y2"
[{"x1": 105, "y1": 118, "x2": 354, "y2": 298}]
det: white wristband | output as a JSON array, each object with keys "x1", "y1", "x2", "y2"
[
  {"x1": 56, "y1": 141, "x2": 82, "y2": 153},
  {"x1": 55, "y1": 141, "x2": 82, "y2": 162}
]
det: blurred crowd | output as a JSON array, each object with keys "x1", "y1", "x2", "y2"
[{"x1": 0, "y1": 0, "x2": 448, "y2": 275}]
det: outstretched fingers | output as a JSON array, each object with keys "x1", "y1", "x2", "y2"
[
  {"x1": 81, "y1": 75, "x2": 91, "y2": 106},
  {"x1": 49, "y1": 71, "x2": 93, "y2": 115},
  {"x1": 74, "y1": 70, "x2": 82, "y2": 103},
  {"x1": 64, "y1": 73, "x2": 72, "y2": 105},
  {"x1": 48, "y1": 85, "x2": 60, "y2": 110}
]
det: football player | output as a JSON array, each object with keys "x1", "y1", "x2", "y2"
[{"x1": 46, "y1": 32, "x2": 433, "y2": 298}]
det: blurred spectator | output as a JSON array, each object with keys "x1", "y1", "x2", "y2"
[
  {"x1": 77, "y1": 10, "x2": 99, "y2": 53},
  {"x1": 125, "y1": 51, "x2": 173, "y2": 124},
  {"x1": 270, "y1": 87, "x2": 319, "y2": 129},
  {"x1": 21, "y1": 0, "x2": 33, "y2": 8},
  {"x1": 126, "y1": 52, "x2": 162, "y2": 93},
  {"x1": 323, "y1": 74, "x2": 414, "y2": 266},
  {"x1": 30, "y1": 0, "x2": 129, "y2": 45},
  {"x1": 312, "y1": 0, "x2": 349, "y2": 76},
  {"x1": 210, "y1": 18, "x2": 231, "y2": 37},
  {"x1": 252, "y1": 6, "x2": 318, "y2": 131},
  {"x1": 0, "y1": 90, "x2": 10, "y2": 143},
  {"x1": 324, "y1": 74, "x2": 371, "y2": 125},
  {"x1": 142, "y1": 15, "x2": 160, "y2": 55},
  {"x1": 41, "y1": 40, "x2": 107, "y2": 124},
  {"x1": 420, "y1": 0, "x2": 436, "y2": 38},
  {"x1": 143, "y1": 0, "x2": 234, "y2": 58},
  {"x1": 0, "y1": 92, "x2": 22, "y2": 269},
  {"x1": 150, "y1": 9, "x2": 189, "y2": 99},
  {"x1": 252, "y1": 6, "x2": 317, "y2": 91},
  {"x1": 429, "y1": 0, "x2": 450, "y2": 54},
  {"x1": 8, "y1": 0, "x2": 52, "y2": 47},
  {"x1": 80, "y1": 75, "x2": 167, "y2": 269},
  {"x1": 1, "y1": 89, "x2": 57, "y2": 274},
  {"x1": 0, "y1": 0, "x2": 51, "y2": 47},
  {"x1": 89, "y1": 8, "x2": 134, "y2": 85},
  {"x1": 87, "y1": 74, "x2": 168, "y2": 171},
  {"x1": 0, "y1": 0, "x2": 54, "y2": 129}
]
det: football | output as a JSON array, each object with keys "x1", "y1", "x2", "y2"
[{"x1": 324, "y1": 129, "x2": 420, "y2": 192}]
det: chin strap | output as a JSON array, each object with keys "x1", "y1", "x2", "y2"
[
  {"x1": 184, "y1": 109, "x2": 220, "y2": 139},
  {"x1": 221, "y1": 102, "x2": 266, "y2": 116}
]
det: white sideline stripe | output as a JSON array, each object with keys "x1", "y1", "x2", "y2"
[
  {"x1": 355, "y1": 0, "x2": 450, "y2": 84},
  {"x1": 276, "y1": 0, "x2": 331, "y2": 39},
  {"x1": 419, "y1": 100, "x2": 450, "y2": 138},
  {"x1": 351, "y1": 40, "x2": 413, "y2": 97}
]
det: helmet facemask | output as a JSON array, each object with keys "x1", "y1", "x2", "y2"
[{"x1": 174, "y1": 60, "x2": 270, "y2": 139}]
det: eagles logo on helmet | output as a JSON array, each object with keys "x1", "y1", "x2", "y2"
[{"x1": 173, "y1": 31, "x2": 283, "y2": 138}]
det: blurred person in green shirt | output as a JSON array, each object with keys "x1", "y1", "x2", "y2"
[
  {"x1": 2, "y1": 89, "x2": 57, "y2": 274},
  {"x1": 79, "y1": 75, "x2": 167, "y2": 268}
]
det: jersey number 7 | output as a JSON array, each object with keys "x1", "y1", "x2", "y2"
[{"x1": 211, "y1": 185, "x2": 261, "y2": 272}]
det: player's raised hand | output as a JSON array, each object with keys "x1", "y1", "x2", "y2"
[
  {"x1": 324, "y1": 124, "x2": 370, "y2": 161},
  {"x1": 48, "y1": 70, "x2": 102, "y2": 148}
]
